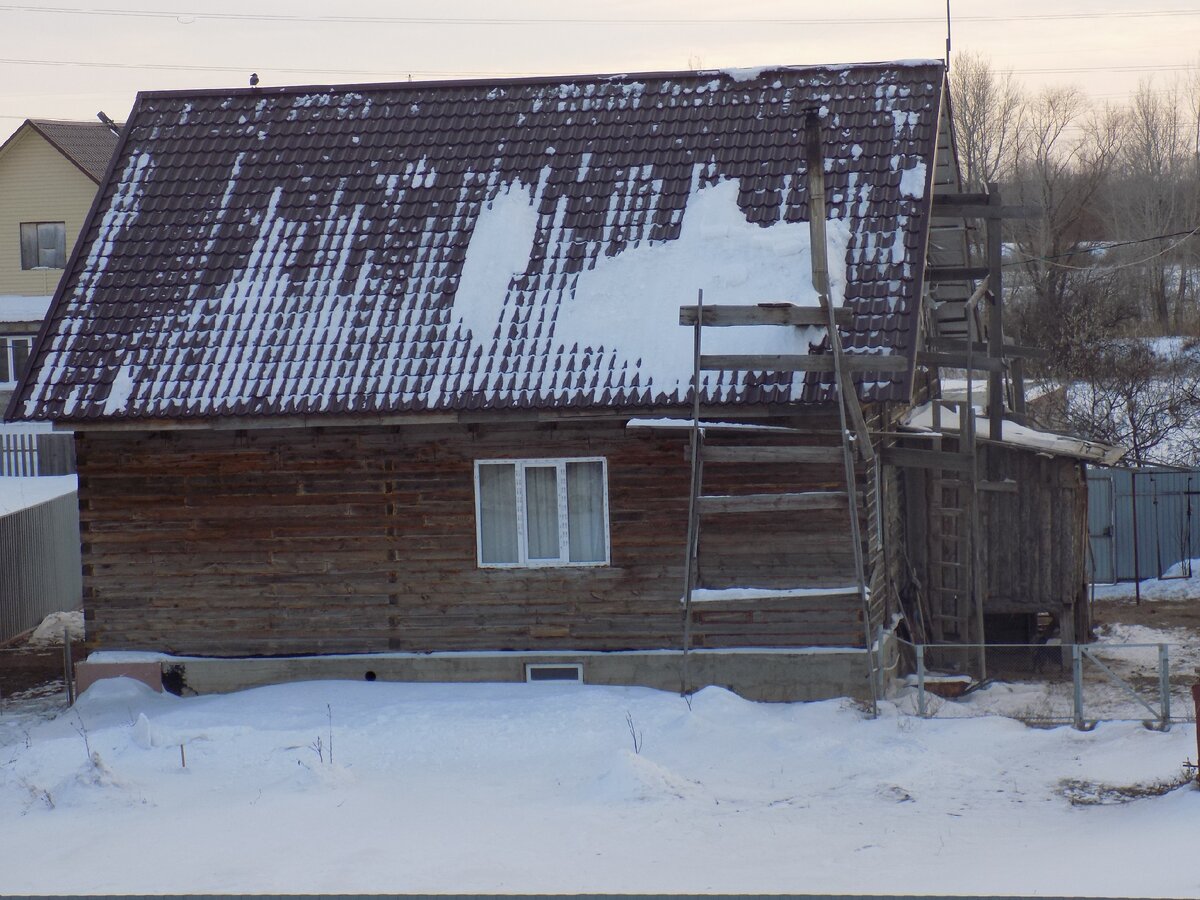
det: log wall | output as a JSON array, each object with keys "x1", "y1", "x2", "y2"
[{"x1": 77, "y1": 418, "x2": 873, "y2": 656}]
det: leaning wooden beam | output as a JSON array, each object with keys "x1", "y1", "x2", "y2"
[{"x1": 699, "y1": 353, "x2": 909, "y2": 372}]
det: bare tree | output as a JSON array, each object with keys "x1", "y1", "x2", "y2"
[
  {"x1": 1007, "y1": 88, "x2": 1127, "y2": 350},
  {"x1": 1110, "y1": 78, "x2": 1200, "y2": 329},
  {"x1": 1061, "y1": 341, "x2": 1200, "y2": 466},
  {"x1": 949, "y1": 51, "x2": 1023, "y2": 191}
]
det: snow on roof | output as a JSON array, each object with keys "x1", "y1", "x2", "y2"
[
  {"x1": 15, "y1": 62, "x2": 944, "y2": 424},
  {"x1": 902, "y1": 402, "x2": 1126, "y2": 464}
]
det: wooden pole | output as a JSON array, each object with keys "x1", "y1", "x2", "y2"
[
  {"x1": 986, "y1": 182, "x2": 1004, "y2": 441},
  {"x1": 806, "y1": 113, "x2": 878, "y2": 715},
  {"x1": 680, "y1": 288, "x2": 705, "y2": 696}
]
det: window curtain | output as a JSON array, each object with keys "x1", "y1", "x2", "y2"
[
  {"x1": 567, "y1": 461, "x2": 606, "y2": 562},
  {"x1": 524, "y1": 465, "x2": 560, "y2": 560},
  {"x1": 478, "y1": 464, "x2": 518, "y2": 564}
]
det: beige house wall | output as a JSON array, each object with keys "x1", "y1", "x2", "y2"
[{"x1": 0, "y1": 126, "x2": 98, "y2": 297}]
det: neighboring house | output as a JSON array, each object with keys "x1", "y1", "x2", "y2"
[
  {"x1": 0, "y1": 119, "x2": 119, "y2": 411},
  {"x1": 7, "y1": 64, "x2": 1119, "y2": 699}
]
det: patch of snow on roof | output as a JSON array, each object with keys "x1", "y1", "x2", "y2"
[
  {"x1": 552, "y1": 177, "x2": 850, "y2": 394},
  {"x1": 450, "y1": 179, "x2": 540, "y2": 357},
  {"x1": 722, "y1": 66, "x2": 775, "y2": 83},
  {"x1": 102, "y1": 365, "x2": 135, "y2": 416},
  {"x1": 898, "y1": 162, "x2": 927, "y2": 199}
]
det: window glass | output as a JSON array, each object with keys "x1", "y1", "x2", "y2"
[
  {"x1": 0, "y1": 338, "x2": 10, "y2": 383},
  {"x1": 524, "y1": 466, "x2": 560, "y2": 560},
  {"x1": 11, "y1": 338, "x2": 30, "y2": 380},
  {"x1": 566, "y1": 461, "x2": 606, "y2": 562},
  {"x1": 478, "y1": 463, "x2": 519, "y2": 564},
  {"x1": 475, "y1": 458, "x2": 609, "y2": 567},
  {"x1": 19, "y1": 222, "x2": 66, "y2": 269}
]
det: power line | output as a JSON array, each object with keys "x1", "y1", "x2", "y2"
[
  {"x1": 1007, "y1": 227, "x2": 1200, "y2": 270},
  {"x1": 5, "y1": 53, "x2": 1200, "y2": 82},
  {"x1": 2, "y1": 4, "x2": 1200, "y2": 27}
]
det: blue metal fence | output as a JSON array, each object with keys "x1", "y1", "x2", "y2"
[{"x1": 1087, "y1": 466, "x2": 1200, "y2": 583}]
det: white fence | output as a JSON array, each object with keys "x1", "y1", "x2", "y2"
[{"x1": 0, "y1": 431, "x2": 74, "y2": 476}]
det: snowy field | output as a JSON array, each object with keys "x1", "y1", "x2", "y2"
[{"x1": 1, "y1": 678, "x2": 1197, "y2": 896}]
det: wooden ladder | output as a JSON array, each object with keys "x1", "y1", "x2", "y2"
[{"x1": 676, "y1": 114, "x2": 881, "y2": 711}]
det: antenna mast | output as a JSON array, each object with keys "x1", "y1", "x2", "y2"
[{"x1": 945, "y1": 0, "x2": 952, "y2": 69}]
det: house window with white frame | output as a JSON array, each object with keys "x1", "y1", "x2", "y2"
[
  {"x1": 19, "y1": 222, "x2": 67, "y2": 270},
  {"x1": 474, "y1": 458, "x2": 610, "y2": 567},
  {"x1": 0, "y1": 336, "x2": 32, "y2": 386}
]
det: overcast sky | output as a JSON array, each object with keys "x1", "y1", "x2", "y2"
[{"x1": 2, "y1": 0, "x2": 1198, "y2": 138}]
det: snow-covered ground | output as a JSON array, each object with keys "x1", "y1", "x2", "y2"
[
  {"x1": 1, "y1": 678, "x2": 1196, "y2": 896},
  {"x1": 1094, "y1": 557, "x2": 1200, "y2": 603}
]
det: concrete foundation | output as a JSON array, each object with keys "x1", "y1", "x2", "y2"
[{"x1": 78, "y1": 637, "x2": 898, "y2": 703}]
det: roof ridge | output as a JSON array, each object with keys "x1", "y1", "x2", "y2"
[{"x1": 132, "y1": 58, "x2": 945, "y2": 103}]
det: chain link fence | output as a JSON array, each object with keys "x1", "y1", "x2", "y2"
[{"x1": 891, "y1": 637, "x2": 1199, "y2": 728}]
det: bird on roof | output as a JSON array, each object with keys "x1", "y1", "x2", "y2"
[{"x1": 249, "y1": 73, "x2": 259, "y2": 88}]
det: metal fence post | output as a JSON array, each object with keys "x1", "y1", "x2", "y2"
[
  {"x1": 1072, "y1": 643, "x2": 1084, "y2": 730},
  {"x1": 1159, "y1": 644, "x2": 1171, "y2": 730},
  {"x1": 876, "y1": 625, "x2": 886, "y2": 700},
  {"x1": 916, "y1": 643, "x2": 926, "y2": 717}
]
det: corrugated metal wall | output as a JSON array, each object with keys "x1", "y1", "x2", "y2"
[
  {"x1": 1087, "y1": 467, "x2": 1200, "y2": 583},
  {"x1": 0, "y1": 491, "x2": 82, "y2": 642}
]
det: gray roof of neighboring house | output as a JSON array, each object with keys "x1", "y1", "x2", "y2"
[
  {"x1": 11, "y1": 62, "x2": 946, "y2": 424},
  {"x1": 27, "y1": 120, "x2": 121, "y2": 182}
]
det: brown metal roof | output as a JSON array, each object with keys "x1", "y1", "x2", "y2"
[
  {"x1": 27, "y1": 119, "x2": 121, "y2": 182},
  {"x1": 11, "y1": 62, "x2": 945, "y2": 424}
]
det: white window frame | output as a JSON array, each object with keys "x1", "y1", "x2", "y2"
[
  {"x1": 473, "y1": 457, "x2": 611, "y2": 569},
  {"x1": 0, "y1": 335, "x2": 32, "y2": 388}
]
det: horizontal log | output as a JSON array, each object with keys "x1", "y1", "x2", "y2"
[
  {"x1": 978, "y1": 480, "x2": 1020, "y2": 493},
  {"x1": 679, "y1": 304, "x2": 853, "y2": 327},
  {"x1": 925, "y1": 266, "x2": 990, "y2": 282},
  {"x1": 930, "y1": 339, "x2": 1049, "y2": 361},
  {"x1": 697, "y1": 491, "x2": 853, "y2": 514},
  {"x1": 931, "y1": 195, "x2": 1039, "y2": 219},
  {"x1": 699, "y1": 353, "x2": 909, "y2": 372},
  {"x1": 694, "y1": 445, "x2": 845, "y2": 464},
  {"x1": 917, "y1": 351, "x2": 1005, "y2": 372},
  {"x1": 881, "y1": 446, "x2": 975, "y2": 474}
]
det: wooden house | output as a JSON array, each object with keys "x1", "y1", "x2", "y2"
[
  {"x1": 0, "y1": 119, "x2": 119, "y2": 409},
  {"x1": 6, "y1": 63, "x2": 1119, "y2": 700}
]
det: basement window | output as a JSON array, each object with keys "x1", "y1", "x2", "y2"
[
  {"x1": 19, "y1": 222, "x2": 66, "y2": 269},
  {"x1": 525, "y1": 663, "x2": 584, "y2": 683},
  {"x1": 474, "y1": 457, "x2": 610, "y2": 567}
]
